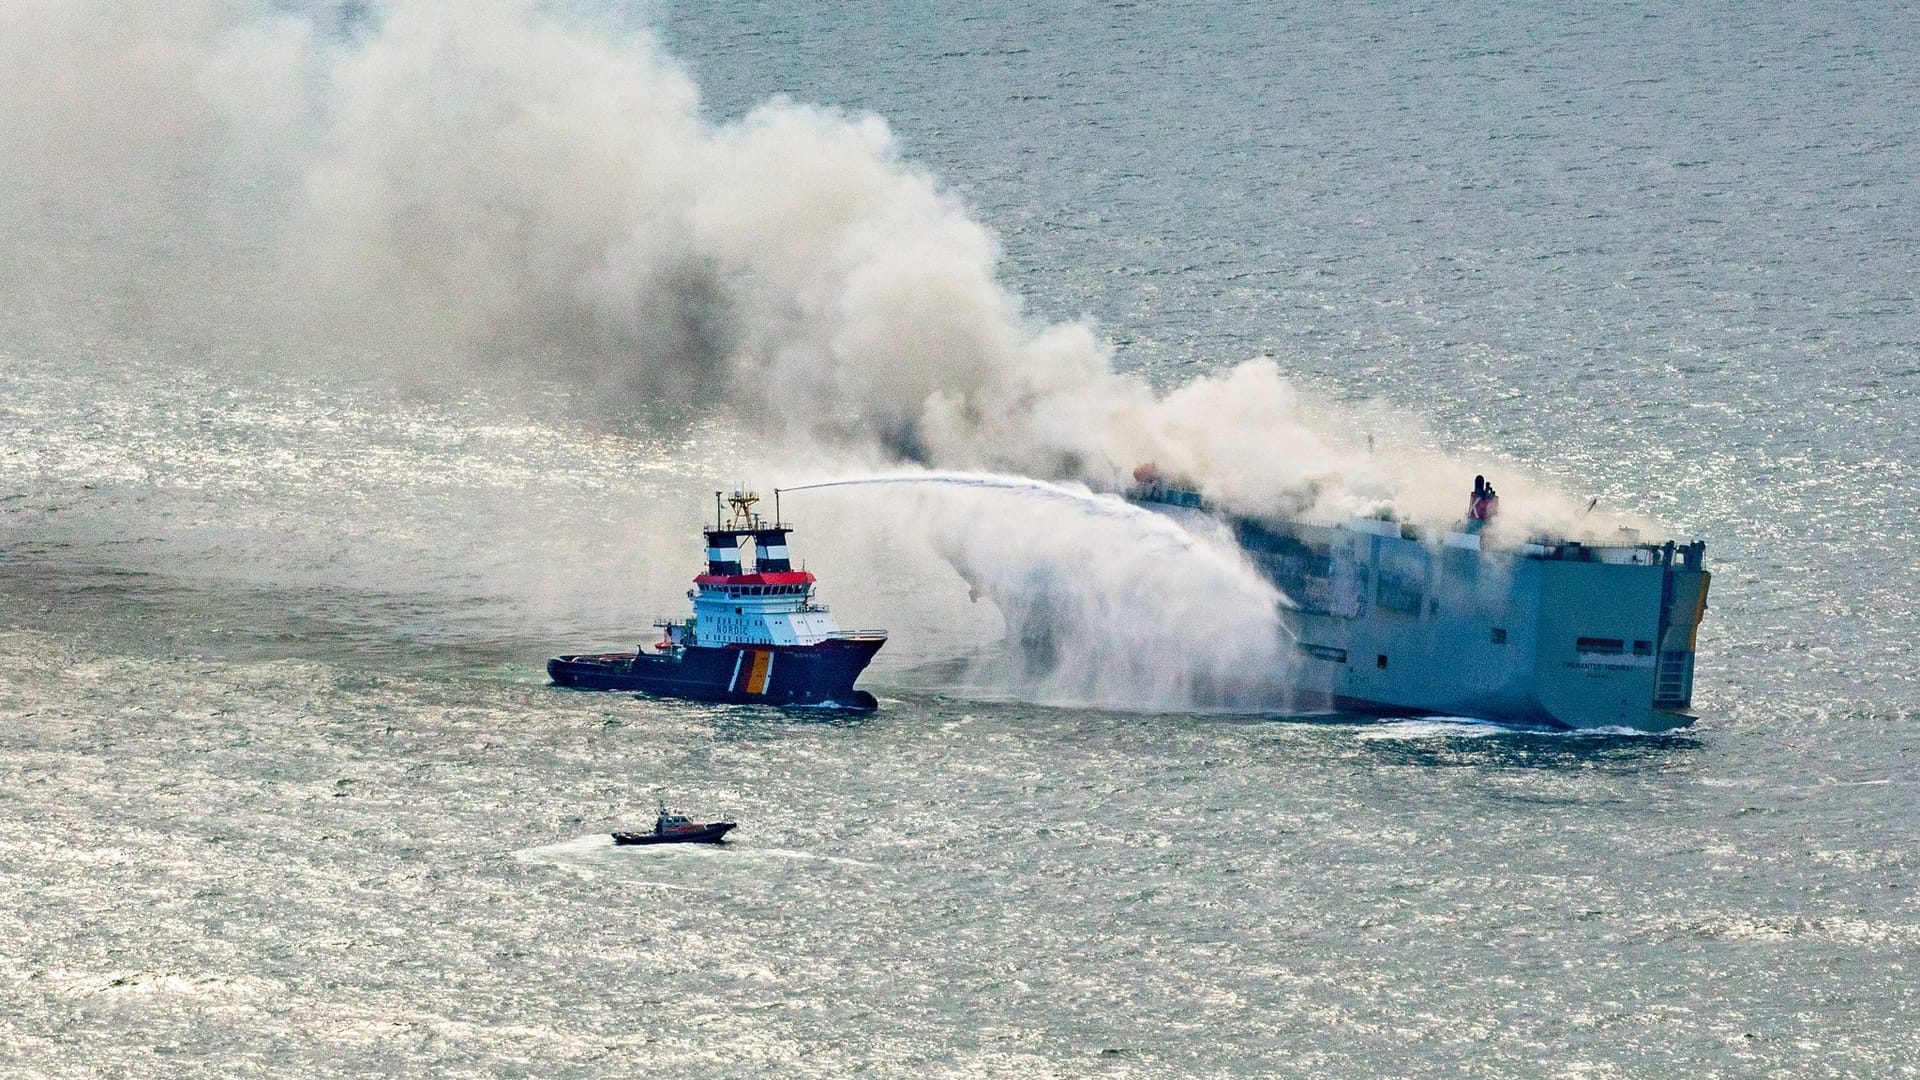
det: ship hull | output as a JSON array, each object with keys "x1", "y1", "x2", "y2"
[
  {"x1": 548, "y1": 637, "x2": 885, "y2": 710},
  {"x1": 1267, "y1": 539, "x2": 1706, "y2": 733},
  {"x1": 1130, "y1": 496, "x2": 1708, "y2": 733},
  {"x1": 612, "y1": 823, "x2": 736, "y2": 845}
]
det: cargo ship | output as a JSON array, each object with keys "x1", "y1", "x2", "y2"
[
  {"x1": 547, "y1": 490, "x2": 887, "y2": 709},
  {"x1": 1130, "y1": 473, "x2": 1709, "y2": 732}
]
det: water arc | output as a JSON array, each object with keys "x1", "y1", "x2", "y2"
[{"x1": 786, "y1": 470, "x2": 1300, "y2": 710}]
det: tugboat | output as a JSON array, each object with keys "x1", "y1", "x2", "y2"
[
  {"x1": 548, "y1": 490, "x2": 888, "y2": 709},
  {"x1": 612, "y1": 804, "x2": 737, "y2": 846}
]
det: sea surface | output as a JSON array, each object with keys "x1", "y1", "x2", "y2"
[{"x1": 4, "y1": 1, "x2": 1918, "y2": 1076}]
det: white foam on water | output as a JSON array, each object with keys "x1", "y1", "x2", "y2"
[
  {"x1": 1355, "y1": 717, "x2": 1686, "y2": 740},
  {"x1": 740, "y1": 848, "x2": 878, "y2": 869},
  {"x1": 1354, "y1": 718, "x2": 1508, "y2": 740},
  {"x1": 513, "y1": 833, "x2": 733, "y2": 888}
]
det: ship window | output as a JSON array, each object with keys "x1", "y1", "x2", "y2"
[
  {"x1": 1576, "y1": 637, "x2": 1624, "y2": 654},
  {"x1": 1490, "y1": 627, "x2": 1507, "y2": 644},
  {"x1": 735, "y1": 607, "x2": 743, "y2": 615},
  {"x1": 1633, "y1": 640, "x2": 1653, "y2": 656},
  {"x1": 1377, "y1": 654, "x2": 1388, "y2": 669},
  {"x1": 1297, "y1": 643, "x2": 1346, "y2": 663}
]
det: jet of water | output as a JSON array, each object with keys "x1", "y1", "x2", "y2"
[
  {"x1": 784, "y1": 471, "x2": 1216, "y2": 558},
  {"x1": 786, "y1": 470, "x2": 1299, "y2": 711}
]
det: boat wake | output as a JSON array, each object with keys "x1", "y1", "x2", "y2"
[
  {"x1": 739, "y1": 849, "x2": 879, "y2": 869},
  {"x1": 512, "y1": 834, "x2": 731, "y2": 886}
]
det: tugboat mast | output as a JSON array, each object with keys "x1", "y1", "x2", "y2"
[{"x1": 724, "y1": 488, "x2": 762, "y2": 529}]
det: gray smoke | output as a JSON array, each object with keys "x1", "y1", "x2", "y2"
[
  {"x1": 2, "y1": 2, "x2": 1660, "y2": 711},
  {"x1": 0, "y1": 0, "x2": 1623, "y2": 536}
]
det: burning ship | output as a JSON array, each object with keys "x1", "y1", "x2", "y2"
[
  {"x1": 547, "y1": 490, "x2": 887, "y2": 709},
  {"x1": 1130, "y1": 470, "x2": 1709, "y2": 732}
]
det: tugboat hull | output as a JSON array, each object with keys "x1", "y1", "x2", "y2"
[{"x1": 548, "y1": 637, "x2": 885, "y2": 710}]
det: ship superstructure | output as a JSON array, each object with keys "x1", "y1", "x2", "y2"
[
  {"x1": 548, "y1": 490, "x2": 887, "y2": 709},
  {"x1": 1132, "y1": 479, "x2": 1709, "y2": 731}
]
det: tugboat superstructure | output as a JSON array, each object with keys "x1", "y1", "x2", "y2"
[{"x1": 548, "y1": 490, "x2": 887, "y2": 709}]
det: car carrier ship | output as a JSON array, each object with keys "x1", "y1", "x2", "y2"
[
  {"x1": 547, "y1": 490, "x2": 887, "y2": 709},
  {"x1": 1131, "y1": 472, "x2": 1709, "y2": 732}
]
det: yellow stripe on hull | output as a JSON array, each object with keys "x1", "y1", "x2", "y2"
[{"x1": 745, "y1": 649, "x2": 773, "y2": 695}]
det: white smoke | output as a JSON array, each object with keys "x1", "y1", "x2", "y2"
[
  {"x1": 0, "y1": 0, "x2": 1620, "y2": 528},
  {"x1": 0, "y1": 1, "x2": 1646, "y2": 707},
  {"x1": 787, "y1": 473, "x2": 1294, "y2": 711}
]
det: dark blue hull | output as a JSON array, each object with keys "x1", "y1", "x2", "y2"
[
  {"x1": 612, "y1": 822, "x2": 736, "y2": 845},
  {"x1": 547, "y1": 637, "x2": 885, "y2": 710}
]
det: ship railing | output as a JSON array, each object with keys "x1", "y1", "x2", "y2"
[
  {"x1": 826, "y1": 629, "x2": 889, "y2": 639},
  {"x1": 1517, "y1": 539, "x2": 1678, "y2": 566}
]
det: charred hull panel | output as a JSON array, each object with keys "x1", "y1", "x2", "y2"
[{"x1": 548, "y1": 637, "x2": 886, "y2": 710}]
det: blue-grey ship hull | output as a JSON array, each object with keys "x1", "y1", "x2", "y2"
[{"x1": 1138, "y1": 497, "x2": 1709, "y2": 732}]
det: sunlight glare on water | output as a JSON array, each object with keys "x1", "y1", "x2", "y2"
[{"x1": 2, "y1": 1, "x2": 1917, "y2": 1076}]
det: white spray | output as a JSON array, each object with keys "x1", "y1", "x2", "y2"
[{"x1": 785, "y1": 473, "x2": 1295, "y2": 711}]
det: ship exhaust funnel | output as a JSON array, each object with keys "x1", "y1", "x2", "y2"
[
  {"x1": 704, "y1": 531, "x2": 743, "y2": 576},
  {"x1": 752, "y1": 529, "x2": 792, "y2": 573}
]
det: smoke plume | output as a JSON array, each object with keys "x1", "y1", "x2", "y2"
[
  {"x1": 0, "y1": 0, "x2": 1617, "y2": 532},
  {"x1": 1, "y1": 1, "x2": 1643, "y2": 707}
]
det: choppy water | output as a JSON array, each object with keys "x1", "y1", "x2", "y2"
[{"x1": 4, "y1": 2, "x2": 1918, "y2": 1076}]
